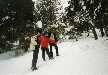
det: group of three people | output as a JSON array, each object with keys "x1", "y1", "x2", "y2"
[{"x1": 30, "y1": 30, "x2": 59, "y2": 71}]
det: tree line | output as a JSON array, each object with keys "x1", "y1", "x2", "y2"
[
  {"x1": 0, "y1": 0, "x2": 108, "y2": 53},
  {"x1": 64, "y1": 0, "x2": 108, "y2": 40}
]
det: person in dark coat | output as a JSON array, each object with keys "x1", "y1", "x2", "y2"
[
  {"x1": 31, "y1": 32, "x2": 40, "y2": 71},
  {"x1": 49, "y1": 33, "x2": 59, "y2": 59},
  {"x1": 40, "y1": 32, "x2": 51, "y2": 61},
  {"x1": 37, "y1": 29, "x2": 43, "y2": 47}
]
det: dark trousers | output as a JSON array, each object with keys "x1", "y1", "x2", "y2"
[
  {"x1": 50, "y1": 43, "x2": 59, "y2": 57},
  {"x1": 41, "y1": 47, "x2": 50, "y2": 61},
  {"x1": 32, "y1": 45, "x2": 39, "y2": 69}
]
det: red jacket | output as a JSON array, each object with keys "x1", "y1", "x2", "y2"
[
  {"x1": 40, "y1": 35, "x2": 49, "y2": 48},
  {"x1": 49, "y1": 38, "x2": 57, "y2": 44},
  {"x1": 49, "y1": 39, "x2": 57, "y2": 44}
]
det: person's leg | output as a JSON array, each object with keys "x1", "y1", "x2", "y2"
[
  {"x1": 35, "y1": 47, "x2": 39, "y2": 66},
  {"x1": 45, "y1": 48, "x2": 51, "y2": 59},
  {"x1": 31, "y1": 50, "x2": 38, "y2": 70},
  {"x1": 54, "y1": 44, "x2": 59, "y2": 56},
  {"x1": 49, "y1": 44, "x2": 53, "y2": 58},
  {"x1": 31, "y1": 46, "x2": 40, "y2": 70},
  {"x1": 41, "y1": 47, "x2": 46, "y2": 61}
]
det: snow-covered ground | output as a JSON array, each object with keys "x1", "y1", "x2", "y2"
[{"x1": 0, "y1": 37, "x2": 108, "y2": 75}]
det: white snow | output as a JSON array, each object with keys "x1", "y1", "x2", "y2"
[
  {"x1": 0, "y1": 37, "x2": 108, "y2": 75},
  {"x1": 36, "y1": 21, "x2": 42, "y2": 28}
]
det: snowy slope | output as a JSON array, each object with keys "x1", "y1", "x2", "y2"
[{"x1": 0, "y1": 37, "x2": 108, "y2": 75}]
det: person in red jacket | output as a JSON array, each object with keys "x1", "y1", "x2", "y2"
[
  {"x1": 49, "y1": 33, "x2": 59, "y2": 59},
  {"x1": 40, "y1": 32, "x2": 50, "y2": 61}
]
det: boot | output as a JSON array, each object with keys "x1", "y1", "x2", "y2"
[
  {"x1": 31, "y1": 66, "x2": 38, "y2": 71},
  {"x1": 56, "y1": 53, "x2": 59, "y2": 56},
  {"x1": 49, "y1": 52, "x2": 54, "y2": 59}
]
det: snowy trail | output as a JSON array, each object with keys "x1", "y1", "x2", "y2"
[{"x1": 0, "y1": 38, "x2": 108, "y2": 75}]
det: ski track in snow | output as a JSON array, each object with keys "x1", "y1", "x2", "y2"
[{"x1": 0, "y1": 37, "x2": 108, "y2": 75}]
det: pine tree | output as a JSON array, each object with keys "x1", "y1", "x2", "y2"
[
  {"x1": 34, "y1": 0, "x2": 56, "y2": 30},
  {"x1": 102, "y1": 0, "x2": 108, "y2": 36},
  {"x1": 16, "y1": 0, "x2": 33, "y2": 33},
  {"x1": 65, "y1": 0, "x2": 104, "y2": 40},
  {"x1": 0, "y1": 0, "x2": 16, "y2": 51},
  {"x1": 0, "y1": 0, "x2": 33, "y2": 53}
]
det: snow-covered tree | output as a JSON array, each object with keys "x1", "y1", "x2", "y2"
[
  {"x1": 65, "y1": 0, "x2": 105, "y2": 40},
  {"x1": 33, "y1": 0, "x2": 57, "y2": 30}
]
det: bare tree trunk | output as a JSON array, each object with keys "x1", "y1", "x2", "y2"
[
  {"x1": 89, "y1": 20, "x2": 98, "y2": 40},
  {"x1": 104, "y1": 26, "x2": 108, "y2": 37},
  {"x1": 92, "y1": 27, "x2": 98, "y2": 40},
  {"x1": 100, "y1": 27, "x2": 105, "y2": 37}
]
